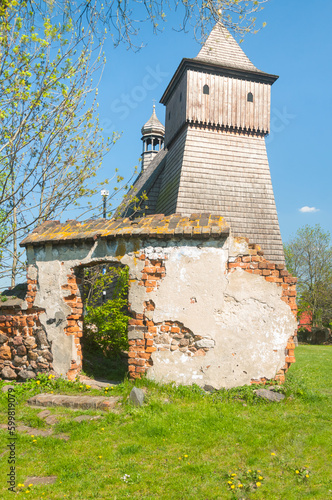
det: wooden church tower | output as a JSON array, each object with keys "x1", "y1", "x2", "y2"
[{"x1": 125, "y1": 23, "x2": 285, "y2": 264}]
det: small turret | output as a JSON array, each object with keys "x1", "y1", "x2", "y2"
[{"x1": 141, "y1": 105, "x2": 165, "y2": 170}]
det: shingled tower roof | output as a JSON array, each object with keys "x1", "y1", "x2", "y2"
[{"x1": 195, "y1": 22, "x2": 260, "y2": 72}]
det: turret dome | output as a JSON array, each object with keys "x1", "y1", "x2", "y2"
[
  {"x1": 141, "y1": 105, "x2": 165, "y2": 137},
  {"x1": 141, "y1": 104, "x2": 165, "y2": 171}
]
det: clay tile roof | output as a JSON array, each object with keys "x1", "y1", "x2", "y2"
[
  {"x1": 20, "y1": 214, "x2": 230, "y2": 247},
  {"x1": 195, "y1": 22, "x2": 260, "y2": 73},
  {"x1": 141, "y1": 105, "x2": 165, "y2": 136}
]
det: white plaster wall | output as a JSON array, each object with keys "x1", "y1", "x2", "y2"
[
  {"x1": 146, "y1": 251, "x2": 297, "y2": 389},
  {"x1": 26, "y1": 235, "x2": 297, "y2": 387}
]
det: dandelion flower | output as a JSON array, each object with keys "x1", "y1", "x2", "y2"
[
  {"x1": 98, "y1": 456, "x2": 102, "y2": 459},
  {"x1": 257, "y1": 470, "x2": 261, "y2": 473},
  {"x1": 36, "y1": 381, "x2": 40, "y2": 385},
  {"x1": 32, "y1": 439, "x2": 37, "y2": 443},
  {"x1": 184, "y1": 454, "x2": 188, "y2": 458},
  {"x1": 86, "y1": 385, "x2": 91, "y2": 389},
  {"x1": 295, "y1": 470, "x2": 299, "y2": 474},
  {"x1": 101, "y1": 428, "x2": 104, "y2": 431},
  {"x1": 29, "y1": 484, "x2": 33, "y2": 487},
  {"x1": 258, "y1": 476, "x2": 263, "y2": 480},
  {"x1": 231, "y1": 485, "x2": 235, "y2": 489},
  {"x1": 239, "y1": 484, "x2": 243, "y2": 488},
  {"x1": 271, "y1": 452, "x2": 276, "y2": 456},
  {"x1": 248, "y1": 470, "x2": 252, "y2": 473},
  {"x1": 306, "y1": 474, "x2": 309, "y2": 478},
  {"x1": 227, "y1": 481, "x2": 232, "y2": 485},
  {"x1": 231, "y1": 473, "x2": 236, "y2": 477},
  {"x1": 256, "y1": 482, "x2": 261, "y2": 487},
  {"x1": 30, "y1": 435, "x2": 34, "y2": 438}
]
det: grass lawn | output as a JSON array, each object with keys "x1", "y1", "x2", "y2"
[{"x1": 0, "y1": 345, "x2": 331, "y2": 499}]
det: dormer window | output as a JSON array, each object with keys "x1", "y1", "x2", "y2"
[
  {"x1": 203, "y1": 84, "x2": 209, "y2": 95},
  {"x1": 247, "y1": 92, "x2": 253, "y2": 102}
]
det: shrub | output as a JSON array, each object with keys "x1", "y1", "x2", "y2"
[{"x1": 83, "y1": 265, "x2": 129, "y2": 355}]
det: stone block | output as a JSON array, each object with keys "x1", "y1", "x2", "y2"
[
  {"x1": 23, "y1": 336, "x2": 37, "y2": 349},
  {"x1": 18, "y1": 369, "x2": 36, "y2": 380},
  {"x1": 1, "y1": 367, "x2": 17, "y2": 380},
  {"x1": 0, "y1": 333, "x2": 8, "y2": 344},
  {"x1": 195, "y1": 339, "x2": 215, "y2": 349},
  {"x1": 129, "y1": 387, "x2": 145, "y2": 406},
  {"x1": 128, "y1": 330, "x2": 144, "y2": 341},
  {"x1": 254, "y1": 389, "x2": 285, "y2": 402},
  {"x1": 13, "y1": 335, "x2": 25, "y2": 346},
  {"x1": 13, "y1": 355, "x2": 28, "y2": 367},
  {"x1": 16, "y1": 345, "x2": 27, "y2": 356},
  {"x1": 0, "y1": 344, "x2": 12, "y2": 360}
]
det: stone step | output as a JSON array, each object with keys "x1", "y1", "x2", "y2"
[
  {"x1": 0, "y1": 423, "x2": 69, "y2": 440},
  {"x1": 27, "y1": 393, "x2": 120, "y2": 411},
  {"x1": 79, "y1": 376, "x2": 120, "y2": 389}
]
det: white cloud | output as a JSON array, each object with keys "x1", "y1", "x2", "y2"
[{"x1": 299, "y1": 206, "x2": 319, "y2": 213}]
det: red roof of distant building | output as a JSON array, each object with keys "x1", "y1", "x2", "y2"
[{"x1": 299, "y1": 311, "x2": 312, "y2": 331}]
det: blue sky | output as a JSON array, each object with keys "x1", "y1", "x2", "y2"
[{"x1": 93, "y1": 0, "x2": 332, "y2": 243}]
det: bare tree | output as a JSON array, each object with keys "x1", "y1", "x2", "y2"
[{"x1": 27, "y1": 0, "x2": 270, "y2": 49}]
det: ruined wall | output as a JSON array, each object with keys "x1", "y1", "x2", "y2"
[
  {"x1": 0, "y1": 215, "x2": 297, "y2": 387},
  {"x1": 0, "y1": 275, "x2": 54, "y2": 380},
  {"x1": 128, "y1": 237, "x2": 297, "y2": 387}
]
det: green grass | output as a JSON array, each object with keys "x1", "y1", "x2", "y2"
[{"x1": 0, "y1": 346, "x2": 331, "y2": 499}]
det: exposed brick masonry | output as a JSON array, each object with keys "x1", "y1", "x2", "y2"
[
  {"x1": 61, "y1": 271, "x2": 84, "y2": 380},
  {"x1": 127, "y1": 253, "x2": 215, "y2": 379}
]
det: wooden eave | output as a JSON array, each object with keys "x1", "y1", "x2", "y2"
[{"x1": 160, "y1": 58, "x2": 279, "y2": 105}]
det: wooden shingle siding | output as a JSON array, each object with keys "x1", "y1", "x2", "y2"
[
  {"x1": 174, "y1": 126, "x2": 284, "y2": 264},
  {"x1": 155, "y1": 128, "x2": 188, "y2": 215}
]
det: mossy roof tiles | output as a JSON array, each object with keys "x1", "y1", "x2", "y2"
[{"x1": 20, "y1": 213, "x2": 229, "y2": 247}]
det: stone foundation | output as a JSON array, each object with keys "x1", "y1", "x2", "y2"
[{"x1": 0, "y1": 278, "x2": 53, "y2": 380}]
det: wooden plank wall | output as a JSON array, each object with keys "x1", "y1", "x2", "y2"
[
  {"x1": 186, "y1": 70, "x2": 271, "y2": 134},
  {"x1": 164, "y1": 73, "x2": 187, "y2": 145}
]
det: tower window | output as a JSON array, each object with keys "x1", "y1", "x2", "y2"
[
  {"x1": 247, "y1": 92, "x2": 253, "y2": 102},
  {"x1": 203, "y1": 84, "x2": 209, "y2": 95},
  {"x1": 168, "y1": 111, "x2": 171, "y2": 120},
  {"x1": 180, "y1": 92, "x2": 182, "y2": 102}
]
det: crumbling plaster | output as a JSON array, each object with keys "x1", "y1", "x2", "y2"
[{"x1": 25, "y1": 234, "x2": 297, "y2": 388}]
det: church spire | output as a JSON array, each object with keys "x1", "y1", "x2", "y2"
[
  {"x1": 141, "y1": 104, "x2": 165, "y2": 171},
  {"x1": 195, "y1": 22, "x2": 259, "y2": 72}
]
